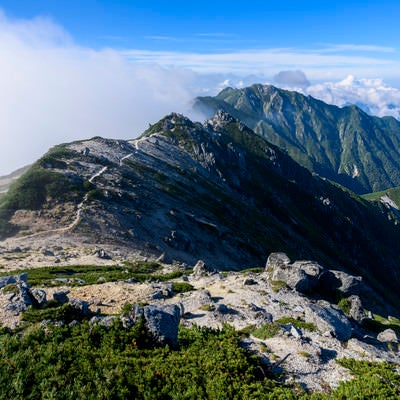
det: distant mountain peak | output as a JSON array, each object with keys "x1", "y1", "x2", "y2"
[{"x1": 195, "y1": 84, "x2": 400, "y2": 194}]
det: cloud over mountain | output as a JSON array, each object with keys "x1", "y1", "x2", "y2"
[
  {"x1": 0, "y1": 11, "x2": 197, "y2": 175},
  {"x1": 305, "y1": 75, "x2": 400, "y2": 119}
]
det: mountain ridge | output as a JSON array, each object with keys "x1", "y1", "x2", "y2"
[
  {"x1": 195, "y1": 84, "x2": 400, "y2": 194},
  {"x1": 1, "y1": 110, "x2": 400, "y2": 309}
]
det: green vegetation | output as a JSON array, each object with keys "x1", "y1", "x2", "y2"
[
  {"x1": 0, "y1": 323, "x2": 298, "y2": 399},
  {"x1": 0, "y1": 146, "x2": 86, "y2": 238},
  {"x1": 199, "y1": 304, "x2": 215, "y2": 312},
  {"x1": 0, "y1": 320, "x2": 398, "y2": 398},
  {"x1": 362, "y1": 314, "x2": 400, "y2": 335},
  {"x1": 275, "y1": 317, "x2": 317, "y2": 332},
  {"x1": 337, "y1": 297, "x2": 352, "y2": 315},
  {"x1": 362, "y1": 186, "x2": 400, "y2": 208},
  {"x1": 196, "y1": 84, "x2": 400, "y2": 194},
  {"x1": 239, "y1": 267, "x2": 264, "y2": 274},
  {"x1": 2, "y1": 283, "x2": 19, "y2": 295},
  {"x1": 241, "y1": 323, "x2": 280, "y2": 339},
  {"x1": 329, "y1": 358, "x2": 400, "y2": 399},
  {"x1": 269, "y1": 280, "x2": 288, "y2": 292},
  {"x1": 0, "y1": 262, "x2": 184, "y2": 288},
  {"x1": 171, "y1": 282, "x2": 195, "y2": 294},
  {"x1": 21, "y1": 303, "x2": 88, "y2": 324}
]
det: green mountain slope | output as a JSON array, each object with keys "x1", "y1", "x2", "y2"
[
  {"x1": 1, "y1": 111, "x2": 400, "y2": 308},
  {"x1": 195, "y1": 84, "x2": 400, "y2": 194}
]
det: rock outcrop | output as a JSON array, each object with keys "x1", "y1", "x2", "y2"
[
  {"x1": 265, "y1": 253, "x2": 323, "y2": 293},
  {"x1": 121, "y1": 304, "x2": 181, "y2": 347},
  {"x1": 304, "y1": 301, "x2": 352, "y2": 341}
]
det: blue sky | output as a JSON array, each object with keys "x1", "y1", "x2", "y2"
[
  {"x1": 2, "y1": 1, "x2": 400, "y2": 80},
  {"x1": 2, "y1": 1, "x2": 398, "y2": 50},
  {"x1": 1, "y1": 1, "x2": 400, "y2": 175}
]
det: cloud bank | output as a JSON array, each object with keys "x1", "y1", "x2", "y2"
[
  {"x1": 0, "y1": 11, "x2": 199, "y2": 175},
  {"x1": 305, "y1": 75, "x2": 400, "y2": 119},
  {"x1": 271, "y1": 71, "x2": 400, "y2": 120}
]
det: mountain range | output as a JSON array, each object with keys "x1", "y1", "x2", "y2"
[
  {"x1": 1, "y1": 107, "x2": 400, "y2": 309},
  {"x1": 195, "y1": 84, "x2": 400, "y2": 194}
]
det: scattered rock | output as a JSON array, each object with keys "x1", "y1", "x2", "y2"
[
  {"x1": 53, "y1": 291, "x2": 70, "y2": 304},
  {"x1": 0, "y1": 276, "x2": 16, "y2": 289},
  {"x1": 95, "y1": 249, "x2": 111, "y2": 260},
  {"x1": 348, "y1": 295, "x2": 367, "y2": 323},
  {"x1": 89, "y1": 315, "x2": 117, "y2": 328},
  {"x1": 243, "y1": 278, "x2": 257, "y2": 285},
  {"x1": 125, "y1": 277, "x2": 139, "y2": 284},
  {"x1": 265, "y1": 253, "x2": 322, "y2": 293},
  {"x1": 29, "y1": 288, "x2": 47, "y2": 307},
  {"x1": 68, "y1": 297, "x2": 90, "y2": 316},
  {"x1": 191, "y1": 260, "x2": 215, "y2": 278},
  {"x1": 330, "y1": 270, "x2": 362, "y2": 296},
  {"x1": 164, "y1": 230, "x2": 192, "y2": 251},
  {"x1": 143, "y1": 304, "x2": 181, "y2": 347},
  {"x1": 182, "y1": 289, "x2": 212, "y2": 313},
  {"x1": 16, "y1": 273, "x2": 28, "y2": 283},
  {"x1": 290, "y1": 325, "x2": 303, "y2": 339},
  {"x1": 377, "y1": 329, "x2": 399, "y2": 343}
]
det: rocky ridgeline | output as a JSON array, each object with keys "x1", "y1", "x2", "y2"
[{"x1": 0, "y1": 253, "x2": 399, "y2": 391}]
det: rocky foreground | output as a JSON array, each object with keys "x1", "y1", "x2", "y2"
[{"x1": 0, "y1": 252, "x2": 399, "y2": 393}]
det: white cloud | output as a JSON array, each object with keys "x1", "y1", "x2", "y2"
[
  {"x1": 0, "y1": 11, "x2": 200, "y2": 176},
  {"x1": 123, "y1": 47, "x2": 398, "y2": 81},
  {"x1": 304, "y1": 75, "x2": 400, "y2": 119}
]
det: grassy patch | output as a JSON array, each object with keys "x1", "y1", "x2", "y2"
[
  {"x1": 241, "y1": 323, "x2": 280, "y2": 339},
  {"x1": 2, "y1": 284, "x2": 19, "y2": 295},
  {"x1": 269, "y1": 280, "x2": 288, "y2": 292},
  {"x1": 362, "y1": 314, "x2": 400, "y2": 334},
  {"x1": 21, "y1": 303, "x2": 89, "y2": 324},
  {"x1": 0, "y1": 261, "x2": 184, "y2": 288},
  {"x1": 275, "y1": 317, "x2": 317, "y2": 332},
  {"x1": 239, "y1": 267, "x2": 264, "y2": 274},
  {"x1": 199, "y1": 304, "x2": 215, "y2": 312},
  {"x1": 337, "y1": 297, "x2": 352, "y2": 315}
]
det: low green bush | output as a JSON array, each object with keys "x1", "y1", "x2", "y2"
[
  {"x1": 337, "y1": 298, "x2": 351, "y2": 315},
  {"x1": 275, "y1": 317, "x2": 317, "y2": 332},
  {"x1": 172, "y1": 282, "x2": 195, "y2": 294},
  {"x1": 21, "y1": 303, "x2": 89, "y2": 324},
  {"x1": 0, "y1": 323, "x2": 296, "y2": 399},
  {"x1": 241, "y1": 323, "x2": 280, "y2": 339}
]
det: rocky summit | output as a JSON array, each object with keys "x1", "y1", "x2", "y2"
[{"x1": 195, "y1": 84, "x2": 400, "y2": 194}]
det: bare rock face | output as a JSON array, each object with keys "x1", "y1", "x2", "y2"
[
  {"x1": 348, "y1": 295, "x2": 367, "y2": 323},
  {"x1": 68, "y1": 297, "x2": 90, "y2": 316},
  {"x1": 304, "y1": 301, "x2": 352, "y2": 342},
  {"x1": 265, "y1": 253, "x2": 323, "y2": 293},
  {"x1": 191, "y1": 260, "x2": 215, "y2": 279},
  {"x1": 330, "y1": 270, "x2": 363, "y2": 296},
  {"x1": 53, "y1": 291, "x2": 70, "y2": 305},
  {"x1": 143, "y1": 304, "x2": 181, "y2": 348},
  {"x1": 122, "y1": 304, "x2": 181, "y2": 347}
]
